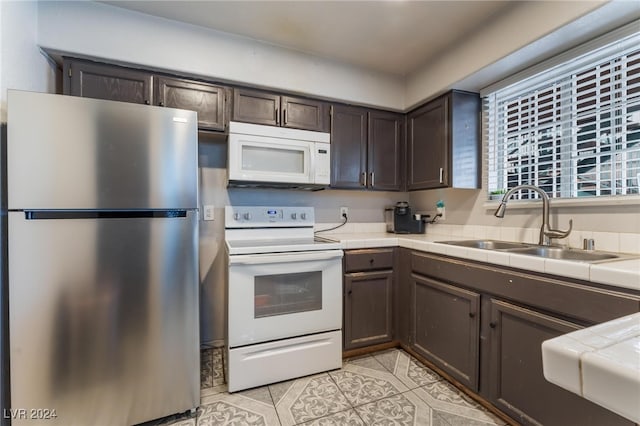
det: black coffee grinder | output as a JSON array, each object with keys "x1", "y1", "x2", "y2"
[{"x1": 385, "y1": 201, "x2": 428, "y2": 234}]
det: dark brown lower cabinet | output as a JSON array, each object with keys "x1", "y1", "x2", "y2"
[
  {"x1": 343, "y1": 270, "x2": 393, "y2": 350},
  {"x1": 488, "y1": 299, "x2": 633, "y2": 426},
  {"x1": 411, "y1": 275, "x2": 480, "y2": 390},
  {"x1": 404, "y1": 250, "x2": 640, "y2": 426}
]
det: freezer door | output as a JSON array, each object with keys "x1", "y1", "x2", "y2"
[
  {"x1": 7, "y1": 90, "x2": 198, "y2": 210},
  {"x1": 8, "y1": 211, "x2": 199, "y2": 426}
]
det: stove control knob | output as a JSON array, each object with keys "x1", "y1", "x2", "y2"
[
  {"x1": 301, "y1": 213, "x2": 307, "y2": 220},
  {"x1": 243, "y1": 213, "x2": 252, "y2": 220},
  {"x1": 291, "y1": 213, "x2": 297, "y2": 219},
  {"x1": 233, "y1": 213, "x2": 240, "y2": 220}
]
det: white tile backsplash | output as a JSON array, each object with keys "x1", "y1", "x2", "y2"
[
  {"x1": 619, "y1": 233, "x2": 640, "y2": 254},
  {"x1": 499, "y1": 226, "x2": 518, "y2": 242},
  {"x1": 485, "y1": 226, "x2": 502, "y2": 240},
  {"x1": 591, "y1": 232, "x2": 620, "y2": 252},
  {"x1": 335, "y1": 222, "x2": 639, "y2": 254},
  {"x1": 472, "y1": 226, "x2": 488, "y2": 239}
]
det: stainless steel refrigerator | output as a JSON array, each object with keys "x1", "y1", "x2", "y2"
[{"x1": 6, "y1": 91, "x2": 200, "y2": 425}]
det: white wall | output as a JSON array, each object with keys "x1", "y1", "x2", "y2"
[
  {"x1": 37, "y1": 1, "x2": 405, "y2": 110},
  {"x1": 0, "y1": 1, "x2": 56, "y2": 122},
  {"x1": 405, "y1": 1, "x2": 629, "y2": 108}
]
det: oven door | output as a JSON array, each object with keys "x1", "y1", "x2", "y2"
[
  {"x1": 228, "y1": 133, "x2": 315, "y2": 184},
  {"x1": 228, "y1": 249, "x2": 343, "y2": 347}
]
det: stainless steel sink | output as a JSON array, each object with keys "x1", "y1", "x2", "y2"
[
  {"x1": 506, "y1": 246, "x2": 622, "y2": 262},
  {"x1": 437, "y1": 240, "x2": 532, "y2": 250},
  {"x1": 436, "y1": 240, "x2": 636, "y2": 263}
]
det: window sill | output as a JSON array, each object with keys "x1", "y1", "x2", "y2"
[{"x1": 483, "y1": 195, "x2": 640, "y2": 210}]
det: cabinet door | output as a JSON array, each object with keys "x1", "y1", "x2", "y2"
[
  {"x1": 488, "y1": 299, "x2": 633, "y2": 426},
  {"x1": 64, "y1": 59, "x2": 153, "y2": 105},
  {"x1": 155, "y1": 77, "x2": 227, "y2": 131},
  {"x1": 281, "y1": 96, "x2": 329, "y2": 132},
  {"x1": 368, "y1": 111, "x2": 403, "y2": 191},
  {"x1": 344, "y1": 270, "x2": 393, "y2": 350},
  {"x1": 232, "y1": 89, "x2": 280, "y2": 126},
  {"x1": 411, "y1": 275, "x2": 480, "y2": 390},
  {"x1": 407, "y1": 95, "x2": 448, "y2": 190},
  {"x1": 330, "y1": 105, "x2": 368, "y2": 189}
]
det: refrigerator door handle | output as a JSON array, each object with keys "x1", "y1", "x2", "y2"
[{"x1": 24, "y1": 210, "x2": 191, "y2": 220}]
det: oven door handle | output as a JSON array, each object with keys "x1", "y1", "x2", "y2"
[{"x1": 229, "y1": 250, "x2": 344, "y2": 265}]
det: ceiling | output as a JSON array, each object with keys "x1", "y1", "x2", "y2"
[{"x1": 101, "y1": 1, "x2": 518, "y2": 77}]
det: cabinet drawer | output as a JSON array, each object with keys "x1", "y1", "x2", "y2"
[{"x1": 345, "y1": 248, "x2": 394, "y2": 272}]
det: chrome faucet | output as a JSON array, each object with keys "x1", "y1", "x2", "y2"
[{"x1": 494, "y1": 185, "x2": 572, "y2": 246}]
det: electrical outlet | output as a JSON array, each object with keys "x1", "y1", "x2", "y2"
[
  {"x1": 203, "y1": 205, "x2": 215, "y2": 221},
  {"x1": 340, "y1": 207, "x2": 349, "y2": 220}
]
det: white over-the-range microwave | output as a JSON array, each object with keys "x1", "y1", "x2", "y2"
[{"x1": 227, "y1": 121, "x2": 330, "y2": 190}]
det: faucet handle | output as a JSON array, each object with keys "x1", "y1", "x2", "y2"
[{"x1": 546, "y1": 219, "x2": 573, "y2": 240}]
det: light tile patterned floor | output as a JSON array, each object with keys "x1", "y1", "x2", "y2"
[{"x1": 150, "y1": 347, "x2": 507, "y2": 426}]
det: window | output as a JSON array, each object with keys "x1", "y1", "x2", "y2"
[{"x1": 485, "y1": 30, "x2": 640, "y2": 200}]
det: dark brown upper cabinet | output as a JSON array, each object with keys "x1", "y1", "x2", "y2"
[
  {"x1": 232, "y1": 88, "x2": 329, "y2": 132},
  {"x1": 368, "y1": 111, "x2": 404, "y2": 191},
  {"x1": 232, "y1": 89, "x2": 280, "y2": 126},
  {"x1": 155, "y1": 77, "x2": 228, "y2": 131},
  {"x1": 64, "y1": 59, "x2": 153, "y2": 105},
  {"x1": 282, "y1": 96, "x2": 330, "y2": 132},
  {"x1": 330, "y1": 105, "x2": 367, "y2": 189},
  {"x1": 407, "y1": 90, "x2": 480, "y2": 191},
  {"x1": 63, "y1": 58, "x2": 230, "y2": 131},
  {"x1": 331, "y1": 105, "x2": 403, "y2": 191}
]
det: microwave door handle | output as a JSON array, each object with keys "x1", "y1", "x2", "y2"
[
  {"x1": 308, "y1": 142, "x2": 315, "y2": 183},
  {"x1": 229, "y1": 250, "x2": 343, "y2": 265}
]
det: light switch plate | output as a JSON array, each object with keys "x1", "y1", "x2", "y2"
[{"x1": 203, "y1": 205, "x2": 215, "y2": 221}]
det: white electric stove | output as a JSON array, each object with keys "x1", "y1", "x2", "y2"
[{"x1": 224, "y1": 206, "x2": 343, "y2": 392}]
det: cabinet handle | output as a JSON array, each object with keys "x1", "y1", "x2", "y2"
[
  {"x1": 348, "y1": 290, "x2": 353, "y2": 295},
  {"x1": 468, "y1": 312, "x2": 475, "y2": 318},
  {"x1": 439, "y1": 168, "x2": 444, "y2": 184},
  {"x1": 275, "y1": 107, "x2": 280, "y2": 125},
  {"x1": 361, "y1": 172, "x2": 367, "y2": 187},
  {"x1": 369, "y1": 258, "x2": 374, "y2": 264},
  {"x1": 330, "y1": 105, "x2": 334, "y2": 134},
  {"x1": 489, "y1": 322, "x2": 497, "y2": 329},
  {"x1": 370, "y1": 172, "x2": 375, "y2": 187},
  {"x1": 283, "y1": 108, "x2": 287, "y2": 126}
]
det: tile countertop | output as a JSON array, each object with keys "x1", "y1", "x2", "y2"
[
  {"x1": 541, "y1": 312, "x2": 640, "y2": 423},
  {"x1": 322, "y1": 232, "x2": 640, "y2": 291}
]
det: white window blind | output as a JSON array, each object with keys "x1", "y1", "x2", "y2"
[{"x1": 485, "y1": 30, "x2": 640, "y2": 200}]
